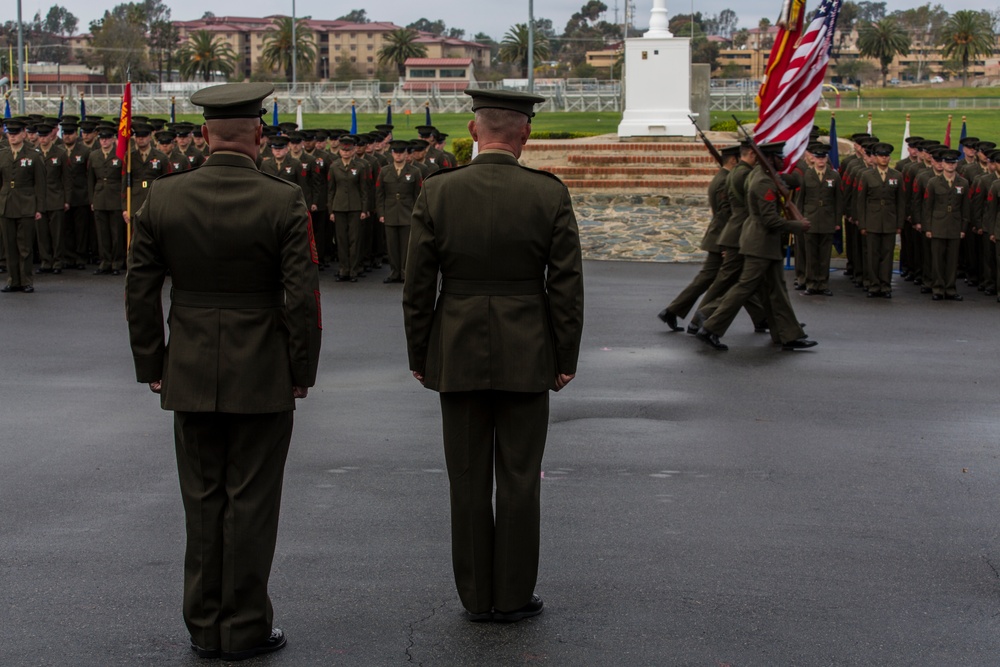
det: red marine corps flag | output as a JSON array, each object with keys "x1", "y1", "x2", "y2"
[
  {"x1": 116, "y1": 81, "x2": 132, "y2": 161},
  {"x1": 753, "y1": 0, "x2": 844, "y2": 173}
]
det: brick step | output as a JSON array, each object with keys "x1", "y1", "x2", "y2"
[
  {"x1": 541, "y1": 166, "x2": 715, "y2": 182},
  {"x1": 561, "y1": 178, "x2": 712, "y2": 191},
  {"x1": 544, "y1": 166, "x2": 717, "y2": 178},
  {"x1": 524, "y1": 142, "x2": 707, "y2": 153},
  {"x1": 567, "y1": 154, "x2": 718, "y2": 166}
]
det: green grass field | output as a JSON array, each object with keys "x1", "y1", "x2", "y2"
[
  {"x1": 169, "y1": 104, "x2": 1000, "y2": 153},
  {"x1": 846, "y1": 85, "x2": 1000, "y2": 99}
]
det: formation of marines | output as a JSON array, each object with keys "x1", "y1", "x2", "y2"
[
  {"x1": 0, "y1": 111, "x2": 456, "y2": 292},
  {"x1": 659, "y1": 122, "x2": 996, "y2": 348}
]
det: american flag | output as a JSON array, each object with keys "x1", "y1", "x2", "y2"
[{"x1": 753, "y1": 0, "x2": 844, "y2": 173}]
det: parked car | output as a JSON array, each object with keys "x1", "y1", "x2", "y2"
[
  {"x1": 930, "y1": 76, "x2": 944, "y2": 83},
  {"x1": 889, "y1": 78, "x2": 900, "y2": 85}
]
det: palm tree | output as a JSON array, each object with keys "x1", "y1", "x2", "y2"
[
  {"x1": 261, "y1": 16, "x2": 316, "y2": 81},
  {"x1": 499, "y1": 23, "x2": 550, "y2": 78},
  {"x1": 857, "y1": 17, "x2": 911, "y2": 88},
  {"x1": 176, "y1": 30, "x2": 237, "y2": 82},
  {"x1": 377, "y1": 29, "x2": 428, "y2": 78},
  {"x1": 938, "y1": 10, "x2": 995, "y2": 87}
]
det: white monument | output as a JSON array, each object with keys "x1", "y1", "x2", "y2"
[{"x1": 617, "y1": 0, "x2": 696, "y2": 138}]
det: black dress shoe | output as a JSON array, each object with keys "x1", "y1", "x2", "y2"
[
  {"x1": 1, "y1": 284, "x2": 21, "y2": 293},
  {"x1": 494, "y1": 595, "x2": 544, "y2": 623},
  {"x1": 946, "y1": 294, "x2": 963, "y2": 301},
  {"x1": 821, "y1": 289, "x2": 833, "y2": 296},
  {"x1": 335, "y1": 275, "x2": 346, "y2": 282},
  {"x1": 220, "y1": 628, "x2": 287, "y2": 662},
  {"x1": 383, "y1": 276, "x2": 396, "y2": 283},
  {"x1": 190, "y1": 642, "x2": 220, "y2": 659},
  {"x1": 931, "y1": 294, "x2": 943, "y2": 301},
  {"x1": 903, "y1": 274, "x2": 914, "y2": 282},
  {"x1": 35, "y1": 267, "x2": 52, "y2": 274},
  {"x1": 695, "y1": 328, "x2": 728, "y2": 351},
  {"x1": 22, "y1": 285, "x2": 34, "y2": 293},
  {"x1": 686, "y1": 323, "x2": 699, "y2": 335},
  {"x1": 985, "y1": 289, "x2": 997, "y2": 296},
  {"x1": 920, "y1": 287, "x2": 932, "y2": 294},
  {"x1": 753, "y1": 322, "x2": 769, "y2": 334},
  {"x1": 111, "y1": 269, "x2": 121, "y2": 276},
  {"x1": 882, "y1": 291, "x2": 892, "y2": 299},
  {"x1": 467, "y1": 610, "x2": 493, "y2": 623},
  {"x1": 866, "y1": 291, "x2": 879, "y2": 298},
  {"x1": 793, "y1": 282, "x2": 805, "y2": 290},
  {"x1": 782, "y1": 337, "x2": 818, "y2": 350},
  {"x1": 803, "y1": 288, "x2": 816, "y2": 295},
  {"x1": 52, "y1": 268, "x2": 62, "y2": 274},
  {"x1": 93, "y1": 268, "x2": 111, "y2": 275},
  {"x1": 656, "y1": 308, "x2": 683, "y2": 332},
  {"x1": 349, "y1": 277, "x2": 358, "y2": 283}
]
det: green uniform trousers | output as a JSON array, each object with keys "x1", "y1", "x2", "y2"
[
  {"x1": 93, "y1": 209, "x2": 125, "y2": 271},
  {"x1": 666, "y1": 250, "x2": 723, "y2": 319},
  {"x1": 174, "y1": 410, "x2": 292, "y2": 654},
  {"x1": 2, "y1": 216, "x2": 36, "y2": 288},
  {"x1": 333, "y1": 210, "x2": 362, "y2": 278},
  {"x1": 804, "y1": 233, "x2": 833, "y2": 292},
  {"x1": 930, "y1": 237, "x2": 960, "y2": 297},
  {"x1": 865, "y1": 232, "x2": 896, "y2": 294},
  {"x1": 703, "y1": 255, "x2": 806, "y2": 344},
  {"x1": 695, "y1": 246, "x2": 768, "y2": 328},
  {"x1": 384, "y1": 225, "x2": 410, "y2": 281},
  {"x1": 439, "y1": 390, "x2": 549, "y2": 615},
  {"x1": 36, "y1": 209, "x2": 65, "y2": 269}
]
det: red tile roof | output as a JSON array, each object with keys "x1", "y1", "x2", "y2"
[{"x1": 404, "y1": 58, "x2": 474, "y2": 67}]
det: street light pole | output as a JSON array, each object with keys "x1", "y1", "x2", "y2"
[
  {"x1": 17, "y1": 0, "x2": 26, "y2": 111},
  {"x1": 291, "y1": 0, "x2": 297, "y2": 94},
  {"x1": 527, "y1": 0, "x2": 534, "y2": 93}
]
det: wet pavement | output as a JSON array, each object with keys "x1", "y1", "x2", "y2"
[{"x1": 3, "y1": 260, "x2": 1000, "y2": 666}]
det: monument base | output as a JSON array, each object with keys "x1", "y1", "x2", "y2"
[{"x1": 617, "y1": 36, "x2": 696, "y2": 139}]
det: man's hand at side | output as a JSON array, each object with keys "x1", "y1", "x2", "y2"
[
  {"x1": 555, "y1": 373, "x2": 575, "y2": 391},
  {"x1": 293, "y1": 386, "x2": 309, "y2": 399}
]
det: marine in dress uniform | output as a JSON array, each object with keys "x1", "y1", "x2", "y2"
[
  {"x1": 923, "y1": 148, "x2": 970, "y2": 300},
  {"x1": 327, "y1": 134, "x2": 370, "y2": 281},
  {"x1": 126, "y1": 82, "x2": 321, "y2": 661},
  {"x1": 0, "y1": 119, "x2": 46, "y2": 292},
  {"x1": 403, "y1": 89, "x2": 584, "y2": 623},
  {"x1": 60, "y1": 122, "x2": 93, "y2": 269},
  {"x1": 87, "y1": 126, "x2": 125, "y2": 274},
  {"x1": 856, "y1": 142, "x2": 906, "y2": 297},
  {"x1": 124, "y1": 123, "x2": 170, "y2": 223},
  {"x1": 657, "y1": 144, "x2": 740, "y2": 331},
  {"x1": 968, "y1": 142, "x2": 998, "y2": 295},
  {"x1": 796, "y1": 143, "x2": 842, "y2": 295},
  {"x1": 984, "y1": 151, "x2": 1000, "y2": 300},
  {"x1": 696, "y1": 142, "x2": 817, "y2": 351},
  {"x1": 375, "y1": 140, "x2": 423, "y2": 283},
  {"x1": 913, "y1": 147, "x2": 945, "y2": 292},
  {"x1": 34, "y1": 121, "x2": 71, "y2": 274}
]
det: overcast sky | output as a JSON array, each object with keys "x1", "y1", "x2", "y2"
[{"x1": 9, "y1": 0, "x2": 999, "y2": 39}]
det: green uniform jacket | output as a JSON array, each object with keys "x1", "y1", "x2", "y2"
[
  {"x1": 305, "y1": 148, "x2": 331, "y2": 208},
  {"x1": 718, "y1": 160, "x2": 754, "y2": 248},
  {"x1": 856, "y1": 167, "x2": 905, "y2": 234},
  {"x1": 65, "y1": 143, "x2": 91, "y2": 207},
  {"x1": 180, "y1": 145, "x2": 206, "y2": 170},
  {"x1": 700, "y1": 167, "x2": 731, "y2": 253},
  {"x1": 403, "y1": 152, "x2": 584, "y2": 393},
  {"x1": 126, "y1": 152, "x2": 322, "y2": 413},
  {"x1": 0, "y1": 146, "x2": 47, "y2": 218},
  {"x1": 88, "y1": 147, "x2": 124, "y2": 211},
  {"x1": 923, "y1": 174, "x2": 970, "y2": 239},
  {"x1": 126, "y1": 148, "x2": 170, "y2": 213},
  {"x1": 291, "y1": 150, "x2": 321, "y2": 209},
  {"x1": 327, "y1": 158, "x2": 369, "y2": 212},
  {"x1": 912, "y1": 167, "x2": 937, "y2": 228},
  {"x1": 376, "y1": 164, "x2": 423, "y2": 226},
  {"x1": 958, "y1": 160, "x2": 984, "y2": 181},
  {"x1": 261, "y1": 156, "x2": 309, "y2": 204},
  {"x1": 796, "y1": 165, "x2": 843, "y2": 234},
  {"x1": 986, "y1": 180, "x2": 1000, "y2": 237},
  {"x1": 739, "y1": 167, "x2": 808, "y2": 261},
  {"x1": 39, "y1": 144, "x2": 71, "y2": 212},
  {"x1": 969, "y1": 171, "x2": 996, "y2": 232}
]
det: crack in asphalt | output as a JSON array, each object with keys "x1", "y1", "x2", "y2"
[
  {"x1": 405, "y1": 599, "x2": 449, "y2": 665},
  {"x1": 984, "y1": 556, "x2": 1000, "y2": 580}
]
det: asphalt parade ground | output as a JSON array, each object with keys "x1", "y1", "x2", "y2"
[{"x1": 3, "y1": 259, "x2": 1000, "y2": 667}]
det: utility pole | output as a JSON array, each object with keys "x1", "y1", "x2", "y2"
[
  {"x1": 291, "y1": 0, "x2": 297, "y2": 94},
  {"x1": 17, "y1": 0, "x2": 26, "y2": 111},
  {"x1": 527, "y1": 0, "x2": 535, "y2": 93}
]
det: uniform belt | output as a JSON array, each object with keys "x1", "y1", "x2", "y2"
[
  {"x1": 170, "y1": 288, "x2": 284, "y2": 309},
  {"x1": 439, "y1": 278, "x2": 544, "y2": 296}
]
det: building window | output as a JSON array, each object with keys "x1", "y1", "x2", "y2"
[
  {"x1": 367, "y1": 44, "x2": 373, "y2": 50},
  {"x1": 320, "y1": 34, "x2": 328, "y2": 42},
  {"x1": 350, "y1": 44, "x2": 356, "y2": 51},
  {"x1": 440, "y1": 69, "x2": 466, "y2": 78},
  {"x1": 410, "y1": 69, "x2": 436, "y2": 78},
  {"x1": 367, "y1": 56, "x2": 373, "y2": 63},
  {"x1": 350, "y1": 56, "x2": 356, "y2": 62}
]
